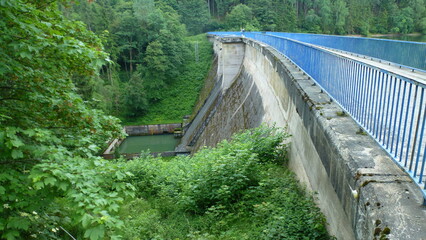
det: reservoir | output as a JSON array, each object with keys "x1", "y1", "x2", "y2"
[
  {"x1": 118, "y1": 134, "x2": 180, "y2": 154},
  {"x1": 377, "y1": 34, "x2": 426, "y2": 43}
]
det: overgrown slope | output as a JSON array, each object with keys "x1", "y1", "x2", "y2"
[
  {"x1": 123, "y1": 34, "x2": 213, "y2": 125},
  {"x1": 118, "y1": 126, "x2": 332, "y2": 239}
]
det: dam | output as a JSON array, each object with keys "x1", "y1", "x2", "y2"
[{"x1": 177, "y1": 33, "x2": 426, "y2": 239}]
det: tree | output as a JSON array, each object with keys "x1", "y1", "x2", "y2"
[
  {"x1": 247, "y1": 0, "x2": 276, "y2": 30},
  {"x1": 346, "y1": 0, "x2": 372, "y2": 35},
  {"x1": 276, "y1": 0, "x2": 298, "y2": 32},
  {"x1": 142, "y1": 40, "x2": 168, "y2": 101},
  {"x1": 420, "y1": 17, "x2": 426, "y2": 34},
  {"x1": 0, "y1": 1, "x2": 134, "y2": 239},
  {"x1": 113, "y1": 2, "x2": 141, "y2": 74},
  {"x1": 332, "y1": 0, "x2": 349, "y2": 34},
  {"x1": 178, "y1": 0, "x2": 211, "y2": 35},
  {"x1": 315, "y1": 0, "x2": 333, "y2": 33},
  {"x1": 411, "y1": 0, "x2": 426, "y2": 32},
  {"x1": 123, "y1": 67, "x2": 149, "y2": 116},
  {"x1": 225, "y1": 4, "x2": 256, "y2": 30},
  {"x1": 390, "y1": 6, "x2": 414, "y2": 33},
  {"x1": 215, "y1": 0, "x2": 240, "y2": 18},
  {"x1": 303, "y1": 9, "x2": 321, "y2": 33}
]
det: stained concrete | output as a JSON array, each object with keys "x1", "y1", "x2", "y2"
[
  {"x1": 182, "y1": 35, "x2": 426, "y2": 239},
  {"x1": 125, "y1": 123, "x2": 181, "y2": 136}
]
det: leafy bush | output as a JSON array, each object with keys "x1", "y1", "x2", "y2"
[
  {"x1": 121, "y1": 125, "x2": 332, "y2": 239},
  {"x1": 0, "y1": 1, "x2": 132, "y2": 239}
]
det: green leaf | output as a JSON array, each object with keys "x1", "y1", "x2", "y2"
[
  {"x1": 0, "y1": 218, "x2": 5, "y2": 230},
  {"x1": 81, "y1": 214, "x2": 93, "y2": 228},
  {"x1": 94, "y1": 198, "x2": 107, "y2": 206},
  {"x1": 9, "y1": 139, "x2": 24, "y2": 148},
  {"x1": 108, "y1": 203, "x2": 119, "y2": 212},
  {"x1": 43, "y1": 177, "x2": 57, "y2": 186},
  {"x1": 84, "y1": 225, "x2": 105, "y2": 240},
  {"x1": 11, "y1": 150, "x2": 23, "y2": 159},
  {"x1": 22, "y1": 129, "x2": 36, "y2": 137},
  {"x1": 7, "y1": 217, "x2": 30, "y2": 231},
  {"x1": 110, "y1": 235, "x2": 122, "y2": 240},
  {"x1": 58, "y1": 181, "x2": 69, "y2": 191},
  {"x1": 2, "y1": 230, "x2": 20, "y2": 240},
  {"x1": 19, "y1": 51, "x2": 31, "y2": 59},
  {"x1": 33, "y1": 181, "x2": 44, "y2": 190},
  {"x1": 0, "y1": 186, "x2": 5, "y2": 195}
]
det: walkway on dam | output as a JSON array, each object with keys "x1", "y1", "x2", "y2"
[
  {"x1": 208, "y1": 32, "x2": 426, "y2": 202},
  {"x1": 315, "y1": 45, "x2": 426, "y2": 84}
]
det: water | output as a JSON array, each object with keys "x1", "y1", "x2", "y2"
[
  {"x1": 118, "y1": 134, "x2": 180, "y2": 154},
  {"x1": 376, "y1": 34, "x2": 426, "y2": 43}
]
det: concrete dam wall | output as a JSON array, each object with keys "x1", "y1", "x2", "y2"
[{"x1": 180, "y1": 36, "x2": 426, "y2": 239}]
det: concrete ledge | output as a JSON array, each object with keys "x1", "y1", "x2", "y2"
[{"x1": 125, "y1": 123, "x2": 182, "y2": 136}]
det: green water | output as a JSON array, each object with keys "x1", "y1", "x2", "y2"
[
  {"x1": 377, "y1": 34, "x2": 426, "y2": 43},
  {"x1": 118, "y1": 135, "x2": 180, "y2": 154}
]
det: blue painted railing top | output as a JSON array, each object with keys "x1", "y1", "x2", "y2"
[
  {"x1": 266, "y1": 32, "x2": 426, "y2": 72},
  {"x1": 209, "y1": 31, "x2": 426, "y2": 202}
]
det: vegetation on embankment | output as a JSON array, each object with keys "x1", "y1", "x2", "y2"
[
  {"x1": 118, "y1": 126, "x2": 332, "y2": 240},
  {"x1": 122, "y1": 34, "x2": 213, "y2": 125}
]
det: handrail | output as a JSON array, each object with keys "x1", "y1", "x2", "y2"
[
  {"x1": 209, "y1": 32, "x2": 426, "y2": 201},
  {"x1": 266, "y1": 32, "x2": 426, "y2": 73}
]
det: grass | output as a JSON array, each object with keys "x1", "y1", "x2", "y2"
[{"x1": 121, "y1": 34, "x2": 214, "y2": 125}]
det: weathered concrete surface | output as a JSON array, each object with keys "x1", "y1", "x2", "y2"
[
  {"x1": 193, "y1": 68, "x2": 264, "y2": 149},
  {"x1": 215, "y1": 37, "x2": 245, "y2": 91},
  {"x1": 125, "y1": 123, "x2": 181, "y2": 136},
  {"x1": 177, "y1": 37, "x2": 245, "y2": 152},
  {"x1": 183, "y1": 35, "x2": 426, "y2": 240}
]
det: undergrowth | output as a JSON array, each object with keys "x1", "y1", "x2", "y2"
[
  {"x1": 118, "y1": 125, "x2": 332, "y2": 239},
  {"x1": 123, "y1": 34, "x2": 213, "y2": 125}
]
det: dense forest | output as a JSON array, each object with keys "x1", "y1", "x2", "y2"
[
  {"x1": 1, "y1": 0, "x2": 425, "y2": 239},
  {"x1": 58, "y1": 0, "x2": 426, "y2": 124}
]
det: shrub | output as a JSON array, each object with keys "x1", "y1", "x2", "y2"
[{"x1": 120, "y1": 125, "x2": 332, "y2": 239}]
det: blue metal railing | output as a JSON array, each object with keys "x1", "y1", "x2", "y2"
[
  {"x1": 266, "y1": 32, "x2": 426, "y2": 72},
  {"x1": 208, "y1": 31, "x2": 243, "y2": 37},
  {"x1": 209, "y1": 32, "x2": 426, "y2": 200}
]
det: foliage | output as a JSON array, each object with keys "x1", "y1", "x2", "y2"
[
  {"x1": 123, "y1": 67, "x2": 149, "y2": 117},
  {"x1": 119, "y1": 126, "x2": 332, "y2": 239},
  {"x1": 178, "y1": 0, "x2": 211, "y2": 35},
  {"x1": 225, "y1": 4, "x2": 258, "y2": 31},
  {"x1": 210, "y1": 0, "x2": 426, "y2": 35},
  {"x1": 63, "y1": 0, "x2": 192, "y2": 120},
  {"x1": 0, "y1": 1, "x2": 134, "y2": 239},
  {"x1": 63, "y1": 0, "x2": 426, "y2": 125},
  {"x1": 123, "y1": 34, "x2": 213, "y2": 125}
]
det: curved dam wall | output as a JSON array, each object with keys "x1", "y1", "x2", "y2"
[{"x1": 182, "y1": 36, "x2": 426, "y2": 239}]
